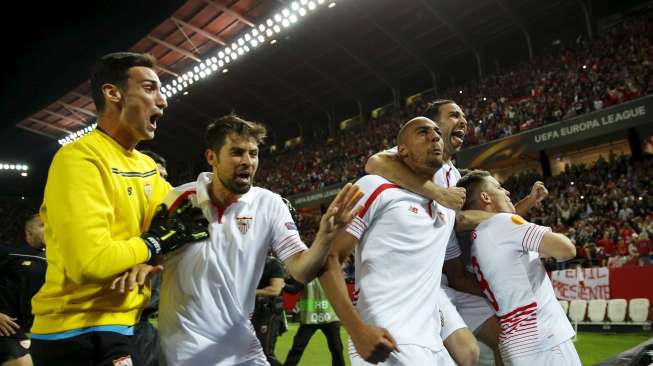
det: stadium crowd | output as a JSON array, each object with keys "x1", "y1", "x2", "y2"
[
  {"x1": 503, "y1": 153, "x2": 653, "y2": 269},
  {"x1": 256, "y1": 14, "x2": 653, "y2": 197}
]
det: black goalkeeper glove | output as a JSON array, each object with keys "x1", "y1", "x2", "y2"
[{"x1": 142, "y1": 197, "x2": 209, "y2": 256}]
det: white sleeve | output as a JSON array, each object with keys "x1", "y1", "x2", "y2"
[
  {"x1": 269, "y1": 195, "x2": 308, "y2": 262},
  {"x1": 444, "y1": 231, "x2": 462, "y2": 261},
  {"x1": 502, "y1": 214, "x2": 551, "y2": 253},
  {"x1": 345, "y1": 176, "x2": 390, "y2": 240}
]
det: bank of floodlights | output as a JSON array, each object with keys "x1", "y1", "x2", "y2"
[
  {"x1": 58, "y1": 123, "x2": 97, "y2": 146},
  {"x1": 160, "y1": 0, "x2": 337, "y2": 99},
  {"x1": 57, "y1": 0, "x2": 338, "y2": 146}
]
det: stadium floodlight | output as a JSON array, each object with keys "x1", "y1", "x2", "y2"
[
  {"x1": 459, "y1": 90, "x2": 463, "y2": 94},
  {"x1": 21, "y1": 173, "x2": 27, "y2": 177},
  {"x1": 154, "y1": 0, "x2": 334, "y2": 115},
  {"x1": 222, "y1": 68, "x2": 229, "y2": 74},
  {"x1": 183, "y1": 91, "x2": 189, "y2": 95}
]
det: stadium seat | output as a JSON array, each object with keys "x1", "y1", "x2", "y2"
[
  {"x1": 559, "y1": 300, "x2": 569, "y2": 315},
  {"x1": 607, "y1": 299, "x2": 628, "y2": 322},
  {"x1": 628, "y1": 298, "x2": 650, "y2": 322},
  {"x1": 569, "y1": 300, "x2": 587, "y2": 322},
  {"x1": 587, "y1": 299, "x2": 607, "y2": 322}
]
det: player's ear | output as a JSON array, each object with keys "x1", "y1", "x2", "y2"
[
  {"x1": 479, "y1": 191, "x2": 491, "y2": 205},
  {"x1": 205, "y1": 148, "x2": 218, "y2": 168}
]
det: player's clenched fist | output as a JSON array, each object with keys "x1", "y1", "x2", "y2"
[
  {"x1": 350, "y1": 323, "x2": 399, "y2": 364},
  {"x1": 529, "y1": 181, "x2": 549, "y2": 203}
]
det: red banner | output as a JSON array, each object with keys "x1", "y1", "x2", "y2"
[{"x1": 551, "y1": 267, "x2": 610, "y2": 300}]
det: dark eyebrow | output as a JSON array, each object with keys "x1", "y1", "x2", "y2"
[{"x1": 141, "y1": 79, "x2": 161, "y2": 87}]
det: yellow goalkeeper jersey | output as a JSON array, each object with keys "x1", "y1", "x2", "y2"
[{"x1": 31, "y1": 129, "x2": 172, "y2": 334}]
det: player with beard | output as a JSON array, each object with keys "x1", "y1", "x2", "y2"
[
  {"x1": 365, "y1": 100, "x2": 548, "y2": 366},
  {"x1": 156, "y1": 114, "x2": 364, "y2": 365}
]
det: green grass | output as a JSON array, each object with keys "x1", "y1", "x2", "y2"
[
  {"x1": 573, "y1": 332, "x2": 651, "y2": 365},
  {"x1": 274, "y1": 323, "x2": 651, "y2": 366}
]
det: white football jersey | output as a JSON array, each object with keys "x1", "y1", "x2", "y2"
[
  {"x1": 158, "y1": 172, "x2": 307, "y2": 365},
  {"x1": 470, "y1": 213, "x2": 575, "y2": 361},
  {"x1": 346, "y1": 174, "x2": 456, "y2": 352}
]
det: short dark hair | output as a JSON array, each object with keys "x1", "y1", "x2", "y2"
[
  {"x1": 457, "y1": 170, "x2": 492, "y2": 210},
  {"x1": 140, "y1": 150, "x2": 167, "y2": 168},
  {"x1": 90, "y1": 52, "x2": 157, "y2": 113},
  {"x1": 205, "y1": 113, "x2": 267, "y2": 152},
  {"x1": 424, "y1": 99, "x2": 455, "y2": 122}
]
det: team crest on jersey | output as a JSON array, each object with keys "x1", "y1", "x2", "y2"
[
  {"x1": 144, "y1": 183, "x2": 153, "y2": 200},
  {"x1": 408, "y1": 205, "x2": 419, "y2": 214},
  {"x1": 236, "y1": 216, "x2": 253, "y2": 234},
  {"x1": 112, "y1": 356, "x2": 133, "y2": 366}
]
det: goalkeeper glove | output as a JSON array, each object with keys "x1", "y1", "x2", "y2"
[{"x1": 142, "y1": 197, "x2": 209, "y2": 256}]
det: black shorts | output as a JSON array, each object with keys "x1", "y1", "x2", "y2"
[
  {"x1": 31, "y1": 331, "x2": 139, "y2": 366},
  {"x1": 0, "y1": 337, "x2": 30, "y2": 363}
]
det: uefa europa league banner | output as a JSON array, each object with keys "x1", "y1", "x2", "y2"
[{"x1": 456, "y1": 96, "x2": 653, "y2": 168}]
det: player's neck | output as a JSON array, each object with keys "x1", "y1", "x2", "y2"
[
  {"x1": 209, "y1": 176, "x2": 241, "y2": 208},
  {"x1": 97, "y1": 113, "x2": 138, "y2": 151}
]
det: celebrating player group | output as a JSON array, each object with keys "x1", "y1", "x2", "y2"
[{"x1": 22, "y1": 52, "x2": 580, "y2": 366}]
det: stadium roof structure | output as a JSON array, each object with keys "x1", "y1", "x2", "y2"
[{"x1": 10, "y1": 0, "x2": 589, "y2": 159}]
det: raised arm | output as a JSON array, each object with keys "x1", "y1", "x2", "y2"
[
  {"x1": 365, "y1": 150, "x2": 465, "y2": 210},
  {"x1": 285, "y1": 183, "x2": 363, "y2": 284},
  {"x1": 515, "y1": 181, "x2": 548, "y2": 217}
]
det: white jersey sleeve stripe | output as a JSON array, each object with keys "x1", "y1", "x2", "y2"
[
  {"x1": 346, "y1": 215, "x2": 367, "y2": 240},
  {"x1": 521, "y1": 224, "x2": 550, "y2": 252},
  {"x1": 273, "y1": 234, "x2": 307, "y2": 261}
]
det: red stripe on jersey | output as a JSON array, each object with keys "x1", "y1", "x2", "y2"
[
  {"x1": 167, "y1": 190, "x2": 197, "y2": 216},
  {"x1": 499, "y1": 302, "x2": 537, "y2": 320},
  {"x1": 357, "y1": 184, "x2": 401, "y2": 218}
]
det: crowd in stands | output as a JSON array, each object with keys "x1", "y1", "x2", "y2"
[
  {"x1": 502, "y1": 153, "x2": 653, "y2": 269},
  {"x1": 256, "y1": 13, "x2": 653, "y2": 198}
]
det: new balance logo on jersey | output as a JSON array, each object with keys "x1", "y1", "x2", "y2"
[{"x1": 408, "y1": 206, "x2": 419, "y2": 214}]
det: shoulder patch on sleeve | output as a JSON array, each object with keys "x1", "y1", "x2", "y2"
[{"x1": 511, "y1": 215, "x2": 527, "y2": 225}]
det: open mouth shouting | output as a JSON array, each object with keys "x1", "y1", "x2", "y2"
[{"x1": 148, "y1": 111, "x2": 163, "y2": 131}]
